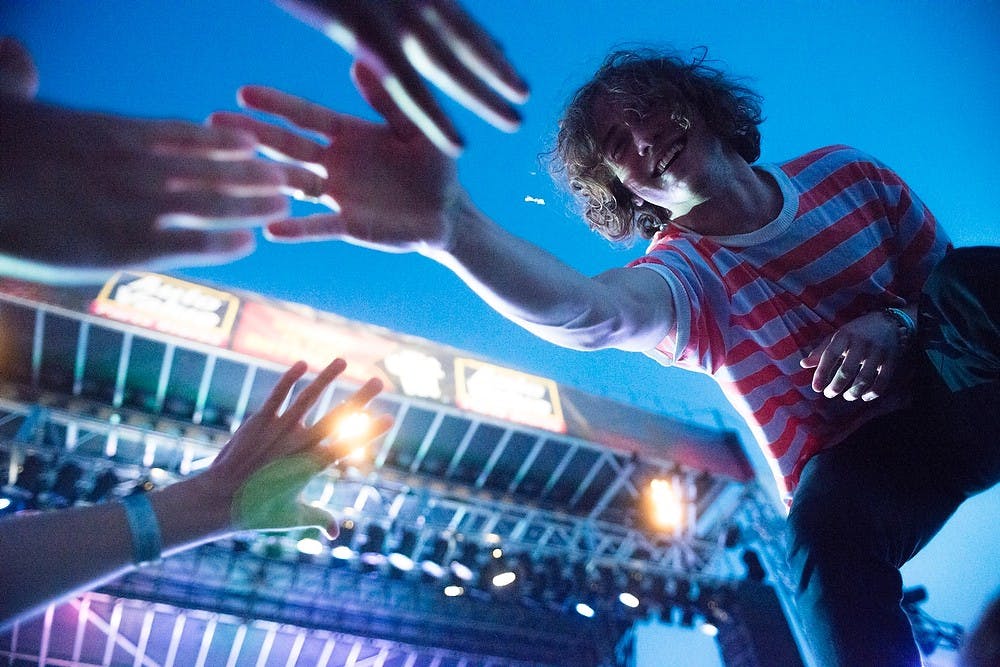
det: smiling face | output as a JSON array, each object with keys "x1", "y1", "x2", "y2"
[{"x1": 592, "y1": 97, "x2": 730, "y2": 221}]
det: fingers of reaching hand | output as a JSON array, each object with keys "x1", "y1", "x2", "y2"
[
  {"x1": 356, "y1": 51, "x2": 462, "y2": 157},
  {"x1": 279, "y1": 358, "x2": 348, "y2": 428},
  {"x1": 842, "y1": 363, "x2": 882, "y2": 402},
  {"x1": 428, "y1": 0, "x2": 529, "y2": 105},
  {"x1": 237, "y1": 86, "x2": 342, "y2": 139},
  {"x1": 145, "y1": 120, "x2": 259, "y2": 158},
  {"x1": 261, "y1": 361, "x2": 310, "y2": 415},
  {"x1": 154, "y1": 191, "x2": 289, "y2": 229},
  {"x1": 265, "y1": 214, "x2": 346, "y2": 243},
  {"x1": 310, "y1": 377, "x2": 389, "y2": 460},
  {"x1": 152, "y1": 154, "x2": 287, "y2": 197},
  {"x1": 403, "y1": 12, "x2": 522, "y2": 132},
  {"x1": 209, "y1": 111, "x2": 329, "y2": 167},
  {"x1": 149, "y1": 228, "x2": 257, "y2": 265},
  {"x1": 351, "y1": 61, "x2": 423, "y2": 141}
]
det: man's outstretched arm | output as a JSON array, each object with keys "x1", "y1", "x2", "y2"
[
  {"x1": 277, "y1": 0, "x2": 528, "y2": 157},
  {"x1": 210, "y1": 66, "x2": 672, "y2": 353}
]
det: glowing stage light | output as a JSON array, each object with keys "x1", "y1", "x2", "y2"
[
  {"x1": 0, "y1": 498, "x2": 10, "y2": 511},
  {"x1": 492, "y1": 571, "x2": 516, "y2": 587},
  {"x1": 296, "y1": 536, "x2": 325, "y2": 556},
  {"x1": 699, "y1": 622, "x2": 719, "y2": 637},
  {"x1": 619, "y1": 592, "x2": 640, "y2": 608},
  {"x1": 443, "y1": 585, "x2": 465, "y2": 597},
  {"x1": 575, "y1": 602, "x2": 595, "y2": 618},
  {"x1": 331, "y1": 546, "x2": 355, "y2": 560},
  {"x1": 648, "y1": 478, "x2": 683, "y2": 530},
  {"x1": 336, "y1": 412, "x2": 372, "y2": 441}
]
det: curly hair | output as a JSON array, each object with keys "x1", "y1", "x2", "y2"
[{"x1": 551, "y1": 48, "x2": 764, "y2": 244}]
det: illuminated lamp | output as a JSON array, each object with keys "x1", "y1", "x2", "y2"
[
  {"x1": 699, "y1": 621, "x2": 719, "y2": 637},
  {"x1": 575, "y1": 601, "x2": 596, "y2": 618},
  {"x1": 388, "y1": 529, "x2": 419, "y2": 573},
  {"x1": 618, "y1": 591, "x2": 640, "y2": 609},
  {"x1": 421, "y1": 534, "x2": 452, "y2": 580},
  {"x1": 360, "y1": 523, "x2": 387, "y2": 568},
  {"x1": 646, "y1": 477, "x2": 683, "y2": 532},
  {"x1": 618, "y1": 569, "x2": 644, "y2": 609},
  {"x1": 443, "y1": 582, "x2": 465, "y2": 598},
  {"x1": 485, "y1": 557, "x2": 517, "y2": 589},
  {"x1": 450, "y1": 540, "x2": 479, "y2": 582},
  {"x1": 0, "y1": 494, "x2": 23, "y2": 515},
  {"x1": 296, "y1": 528, "x2": 326, "y2": 558},
  {"x1": 330, "y1": 519, "x2": 357, "y2": 561}
]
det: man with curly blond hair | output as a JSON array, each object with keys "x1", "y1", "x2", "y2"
[{"x1": 214, "y1": 48, "x2": 1000, "y2": 667}]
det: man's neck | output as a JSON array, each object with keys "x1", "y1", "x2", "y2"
[{"x1": 673, "y1": 162, "x2": 782, "y2": 237}]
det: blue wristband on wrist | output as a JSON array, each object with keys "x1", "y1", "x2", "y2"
[
  {"x1": 884, "y1": 307, "x2": 916, "y2": 346},
  {"x1": 120, "y1": 492, "x2": 162, "y2": 565}
]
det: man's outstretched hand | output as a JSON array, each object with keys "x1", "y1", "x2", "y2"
[
  {"x1": 210, "y1": 63, "x2": 464, "y2": 253},
  {"x1": 276, "y1": 0, "x2": 528, "y2": 157},
  {"x1": 0, "y1": 37, "x2": 289, "y2": 284}
]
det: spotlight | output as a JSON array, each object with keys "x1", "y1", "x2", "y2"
[
  {"x1": 619, "y1": 592, "x2": 640, "y2": 609},
  {"x1": 699, "y1": 621, "x2": 719, "y2": 637},
  {"x1": 421, "y1": 534, "x2": 452, "y2": 580},
  {"x1": 388, "y1": 529, "x2": 418, "y2": 573},
  {"x1": 296, "y1": 528, "x2": 326, "y2": 557},
  {"x1": 330, "y1": 519, "x2": 357, "y2": 560},
  {"x1": 482, "y1": 549, "x2": 518, "y2": 590},
  {"x1": 444, "y1": 584, "x2": 465, "y2": 597},
  {"x1": 647, "y1": 477, "x2": 683, "y2": 531},
  {"x1": 575, "y1": 602, "x2": 596, "y2": 618},
  {"x1": 360, "y1": 523, "x2": 387, "y2": 568},
  {"x1": 450, "y1": 540, "x2": 479, "y2": 582}
]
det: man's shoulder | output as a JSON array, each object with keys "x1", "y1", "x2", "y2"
[{"x1": 777, "y1": 144, "x2": 876, "y2": 176}]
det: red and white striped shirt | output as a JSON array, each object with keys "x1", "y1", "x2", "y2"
[{"x1": 631, "y1": 146, "x2": 950, "y2": 497}]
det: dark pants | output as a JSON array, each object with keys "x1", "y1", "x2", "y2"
[{"x1": 787, "y1": 247, "x2": 1000, "y2": 666}]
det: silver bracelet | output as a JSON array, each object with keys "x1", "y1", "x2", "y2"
[
  {"x1": 120, "y1": 493, "x2": 162, "y2": 565},
  {"x1": 884, "y1": 307, "x2": 916, "y2": 346}
]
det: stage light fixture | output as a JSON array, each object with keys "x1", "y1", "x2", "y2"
[
  {"x1": 296, "y1": 528, "x2": 326, "y2": 557},
  {"x1": 330, "y1": 518, "x2": 357, "y2": 560},
  {"x1": 450, "y1": 540, "x2": 479, "y2": 582},
  {"x1": 443, "y1": 584, "x2": 465, "y2": 597},
  {"x1": 388, "y1": 529, "x2": 419, "y2": 572},
  {"x1": 619, "y1": 592, "x2": 640, "y2": 608},
  {"x1": 699, "y1": 621, "x2": 719, "y2": 637},
  {"x1": 421, "y1": 534, "x2": 452, "y2": 580},
  {"x1": 359, "y1": 523, "x2": 387, "y2": 568},
  {"x1": 575, "y1": 602, "x2": 595, "y2": 618},
  {"x1": 647, "y1": 477, "x2": 683, "y2": 531}
]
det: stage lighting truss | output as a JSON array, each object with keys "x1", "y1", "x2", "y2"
[{"x1": 0, "y1": 294, "x2": 800, "y2": 652}]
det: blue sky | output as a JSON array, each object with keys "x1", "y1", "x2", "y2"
[{"x1": 4, "y1": 1, "x2": 999, "y2": 663}]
